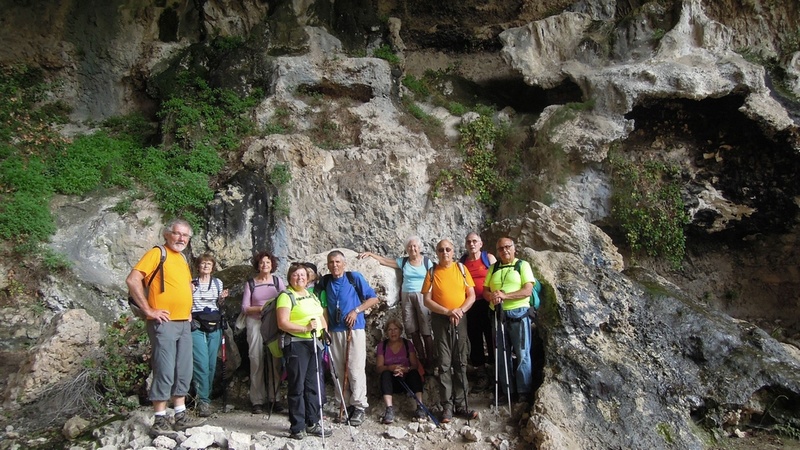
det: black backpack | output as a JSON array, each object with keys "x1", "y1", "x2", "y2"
[
  {"x1": 314, "y1": 272, "x2": 365, "y2": 302},
  {"x1": 260, "y1": 289, "x2": 298, "y2": 351},
  {"x1": 247, "y1": 275, "x2": 283, "y2": 295},
  {"x1": 127, "y1": 245, "x2": 167, "y2": 319}
]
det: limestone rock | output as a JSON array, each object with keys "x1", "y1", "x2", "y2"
[
  {"x1": 62, "y1": 416, "x2": 90, "y2": 440},
  {"x1": 201, "y1": 0, "x2": 268, "y2": 38},
  {"x1": 419, "y1": 422, "x2": 438, "y2": 433},
  {"x1": 487, "y1": 201, "x2": 623, "y2": 273},
  {"x1": 787, "y1": 51, "x2": 800, "y2": 97},
  {"x1": 500, "y1": 1, "x2": 796, "y2": 165},
  {"x1": 3, "y1": 309, "x2": 101, "y2": 406},
  {"x1": 499, "y1": 12, "x2": 594, "y2": 89},
  {"x1": 384, "y1": 426, "x2": 407, "y2": 439},
  {"x1": 461, "y1": 426, "x2": 481, "y2": 442},
  {"x1": 524, "y1": 259, "x2": 800, "y2": 449},
  {"x1": 180, "y1": 431, "x2": 213, "y2": 449},
  {"x1": 227, "y1": 430, "x2": 251, "y2": 450},
  {"x1": 152, "y1": 434, "x2": 177, "y2": 449}
]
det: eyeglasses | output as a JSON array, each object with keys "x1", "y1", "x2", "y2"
[
  {"x1": 436, "y1": 247, "x2": 453, "y2": 253},
  {"x1": 497, "y1": 244, "x2": 514, "y2": 251},
  {"x1": 466, "y1": 239, "x2": 480, "y2": 244},
  {"x1": 170, "y1": 230, "x2": 192, "y2": 239}
]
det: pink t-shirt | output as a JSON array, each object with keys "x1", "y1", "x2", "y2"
[{"x1": 377, "y1": 339, "x2": 417, "y2": 367}]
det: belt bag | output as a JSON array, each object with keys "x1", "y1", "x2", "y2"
[{"x1": 194, "y1": 311, "x2": 222, "y2": 333}]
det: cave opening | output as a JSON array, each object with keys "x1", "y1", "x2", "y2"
[
  {"x1": 480, "y1": 77, "x2": 584, "y2": 115},
  {"x1": 297, "y1": 81, "x2": 373, "y2": 103},
  {"x1": 619, "y1": 95, "x2": 800, "y2": 330},
  {"x1": 436, "y1": 74, "x2": 584, "y2": 116},
  {"x1": 623, "y1": 96, "x2": 800, "y2": 240}
]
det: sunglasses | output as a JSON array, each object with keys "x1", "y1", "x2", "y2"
[{"x1": 436, "y1": 247, "x2": 453, "y2": 253}]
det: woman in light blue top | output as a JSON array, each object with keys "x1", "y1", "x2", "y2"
[{"x1": 358, "y1": 236, "x2": 435, "y2": 370}]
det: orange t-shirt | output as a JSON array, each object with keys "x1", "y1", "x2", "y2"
[
  {"x1": 133, "y1": 246, "x2": 193, "y2": 320},
  {"x1": 421, "y1": 263, "x2": 475, "y2": 310}
]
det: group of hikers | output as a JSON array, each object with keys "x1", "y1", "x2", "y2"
[{"x1": 126, "y1": 220, "x2": 540, "y2": 440}]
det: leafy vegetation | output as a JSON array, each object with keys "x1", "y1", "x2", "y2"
[
  {"x1": 0, "y1": 63, "x2": 263, "y2": 254},
  {"x1": 608, "y1": 149, "x2": 690, "y2": 268},
  {"x1": 372, "y1": 45, "x2": 400, "y2": 65},
  {"x1": 447, "y1": 101, "x2": 468, "y2": 116},
  {"x1": 398, "y1": 68, "x2": 536, "y2": 214},
  {"x1": 158, "y1": 72, "x2": 263, "y2": 151},
  {"x1": 264, "y1": 106, "x2": 294, "y2": 135},
  {"x1": 269, "y1": 163, "x2": 292, "y2": 217},
  {"x1": 434, "y1": 114, "x2": 514, "y2": 210},
  {"x1": 401, "y1": 75, "x2": 429, "y2": 97},
  {"x1": 85, "y1": 315, "x2": 151, "y2": 412}
]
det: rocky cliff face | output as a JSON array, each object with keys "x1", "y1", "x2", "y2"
[{"x1": 1, "y1": 0, "x2": 799, "y2": 448}]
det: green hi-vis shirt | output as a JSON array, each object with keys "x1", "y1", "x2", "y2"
[
  {"x1": 276, "y1": 288, "x2": 324, "y2": 339},
  {"x1": 484, "y1": 258, "x2": 536, "y2": 311}
]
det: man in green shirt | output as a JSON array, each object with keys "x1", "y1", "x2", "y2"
[{"x1": 483, "y1": 237, "x2": 535, "y2": 404}]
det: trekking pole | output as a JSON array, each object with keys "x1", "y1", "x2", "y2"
[
  {"x1": 398, "y1": 377, "x2": 440, "y2": 426},
  {"x1": 448, "y1": 323, "x2": 457, "y2": 409},
  {"x1": 219, "y1": 297, "x2": 228, "y2": 413},
  {"x1": 453, "y1": 322, "x2": 472, "y2": 426},
  {"x1": 323, "y1": 333, "x2": 355, "y2": 441},
  {"x1": 497, "y1": 308, "x2": 512, "y2": 411},
  {"x1": 311, "y1": 329, "x2": 326, "y2": 448},
  {"x1": 339, "y1": 329, "x2": 352, "y2": 423},
  {"x1": 493, "y1": 308, "x2": 499, "y2": 410},
  {"x1": 266, "y1": 352, "x2": 281, "y2": 420}
]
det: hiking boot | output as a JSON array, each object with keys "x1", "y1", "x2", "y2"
[
  {"x1": 267, "y1": 401, "x2": 284, "y2": 413},
  {"x1": 455, "y1": 407, "x2": 478, "y2": 420},
  {"x1": 252, "y1": 404, "x2": 263, "y2": 414},
  {"x1": 335, "y1": 405, "x2": 355, "y2": 424},
  {"x1": 289, "y1": 430, "x2": 306, "y2": 440},
  {"x1": 382, "y1": 406, "x2": 395, "y2": 424},
  {"x1": 349, "y1": 407, "x2": 365, "y2": 426},
  {"x1": 441, "y1": 407, "x2": 453, "y2": 424},
  {"x1": 149, "y1": 415, "x2": 176, "y2": 438},
  {"x1": 173, "y1": 411, "x2": 206, "y2": 432},
  {"x1": 414, "y1": 405, "x2": 427, "y2": 420},
  {"x1": 306, "y1": 423, "x2": 333, "y2": 437},
  {"x1": 197, "y1": 401, "x2": 212, "y2": 418}
]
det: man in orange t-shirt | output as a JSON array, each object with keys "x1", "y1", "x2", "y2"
[
  {"x1": 126, "y1": 219, "x2": 203, "y2": 437},
  {"x1": 422, "y1": 239, "x2": 478, "y2": 423}
]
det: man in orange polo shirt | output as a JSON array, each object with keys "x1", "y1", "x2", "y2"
[
  {"x1": 422, "y1": 238, "x2": 478, "y2": 423},
  {"x1": 126, "y1": 219, "x2": 204, "y2": 437}
]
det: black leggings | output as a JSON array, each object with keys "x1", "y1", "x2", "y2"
[{"x1": 379, "y1": 369, "x2": 424, "y2": 396}]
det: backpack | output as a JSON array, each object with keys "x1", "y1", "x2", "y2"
[
  {"x1": 260, "y1": 289, "x2": 298, "y2": 356},
  {"x1": 314, "y1": 272, "x2": 365, "y2": 303},
  {"x1": 400, "y1": 256, "x2": 433, "y2": 271},
  {"x1": 426, "y1": 262, "x2": 468, "y2": 292},
  {"x1": 491, "y1": 259, "x2": 542, "y2": 310},
  {"x1": 127, "y1": 245, "x2": 167, "y2": 319},
  {"x1": 247, "y1": 275, "x2": 284, "y2": 295},
  {"x1": 459, "y1": 251, "x2": 491, "y2": 269}
]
